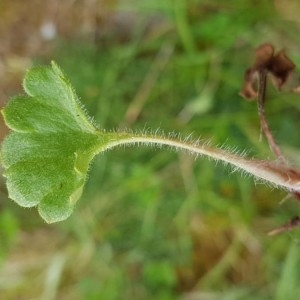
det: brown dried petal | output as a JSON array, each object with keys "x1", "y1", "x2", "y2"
[
  {"x1": 269, "y1": 50, "x2": 295, "y2": 89},
  {"x1": 239, "y1": 83, "x2": 258, "y2": 100},
  {"x1": 239, "y1": 68, "x2": 258, "y2": 100},
  {"x1": 253, "y1": 43, "x2": 274, "y2": 70}
]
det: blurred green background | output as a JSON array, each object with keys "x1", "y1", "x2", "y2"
[{"x1": 1, "y1": 0, "x2": 300, "y2": 299}]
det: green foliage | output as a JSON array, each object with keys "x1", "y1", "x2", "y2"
[{"x1": 1, "y1": 62, "x2": 102, "y2": 223}]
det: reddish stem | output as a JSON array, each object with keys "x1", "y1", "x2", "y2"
[
  {"x1": 258, "y1": 70, "x2": 300, "y2": 234},
  {"x1": 257, "y1": 70, "x2": 286, "y2": 163}
]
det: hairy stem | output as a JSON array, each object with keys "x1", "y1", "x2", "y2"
[{"x1": 97, "y1": 131, "x2": 300, "y2": 192}]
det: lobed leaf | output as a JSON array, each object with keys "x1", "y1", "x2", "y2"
[{"x1": 1, "y1": 62, "x2": 101, "y2": 223}]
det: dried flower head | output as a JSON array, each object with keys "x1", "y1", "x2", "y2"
[{"x1": 240, "y1": 43, "x2": 297, "y2": 100}]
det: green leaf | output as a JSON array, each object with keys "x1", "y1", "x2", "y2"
[{"x1": 1, "y1": 62, "x2": 101, "y2": 223}]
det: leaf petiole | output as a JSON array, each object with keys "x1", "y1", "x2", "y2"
[{"x1": 97, "y1": 131, "x2": 300, "y2": 193}]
